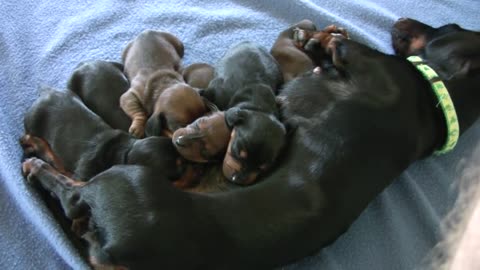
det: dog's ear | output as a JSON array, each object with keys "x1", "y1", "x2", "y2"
[
  {"x1": 145, "y1": 113, "x2": 165, "y2": 137},
  {"x1": 225, "y1": 107, "x2": 246, "y2": 128}
]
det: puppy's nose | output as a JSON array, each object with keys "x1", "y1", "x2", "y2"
[
  {"x1": 175, "y1": 136, "x2": 187, "y2": 147},
  {"x1": 231, "y1": 173, "x2": 241, "y2": 183},
  {"x1": 231, "y1": 172, "x2": 249, "y2": 185}
]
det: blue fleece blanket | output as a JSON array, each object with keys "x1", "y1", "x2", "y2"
[{"x1": 1, "y1": 0, "x2": 479, "y2": 269}]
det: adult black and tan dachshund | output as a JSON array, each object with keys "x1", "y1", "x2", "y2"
[{"x1": 22, "y1": 19, "x2": 480, "y2": 269}]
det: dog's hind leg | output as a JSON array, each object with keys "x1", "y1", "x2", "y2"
[
  {"x1": 22, "y1": 157, "x2": 88, "y2": 220},
  {"x1": 19, "y1": 134, "x2": 71, "y2": 176},
  {"x1": 119, "y1": 88, "x2": 148, "y2": 138}
]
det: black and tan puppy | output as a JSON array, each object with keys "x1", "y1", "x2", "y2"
[
  {"x1": 270, "y1": 19, "x2": 317, "y2": 82},
  {"x1": 68, "y1": 60, "x2": 131, "y2": 132},
  {"x1": 21, "y1": 87, "x2": 199, "y2": 188},
  {"x1": 22, "y1": 20, "x2": 480, "y2": 270},
  {"x1": 173, "y1": 41, "x2": 286, "y2": 185},
  {"x1": 182, "y1": 63, "x2": 215, "y2": 89},
  {"x1": 120, "y1": 30, "x2": 208, "y2": 138}
]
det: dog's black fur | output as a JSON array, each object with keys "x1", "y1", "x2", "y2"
[
  {"x1": 22, "y1": 88, "x2": 183, "y2": 181},
  {"x1": 201, "y1": 41, "x2": 283, "y2": 109},
  {"x1": 22, "y1": 19, "x2": 480, "y2": 269},
  {"x1": 68, "y1": 60, "x2": 131, "y2": 132}
]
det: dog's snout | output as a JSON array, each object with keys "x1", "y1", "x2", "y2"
[
  {"x1": 175, "y1": 136, "x2": 187, "y2": 147},
  {"x1": 229, "y1": 170, "x2": 259, "y2": 186}
]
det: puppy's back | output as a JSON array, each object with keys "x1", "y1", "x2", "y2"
[
  {"x1": 68, "y1": 60, "x2": 131, "y2": 131},
  {"x1": 209, "y1": 42, "x2": 283, "y2": 109},
  {"x1": 25, "y1": 87, "x2": 108, "y2": 136},
  {"x1": 24, "y1": 87, "x2": 113, "y2": 173},
  {"x1": 122, "y1": 30, "x2": 184, "y2": 78},
  {"x1": 216, "y1": 41, "x2": 283, "y2": 91}
]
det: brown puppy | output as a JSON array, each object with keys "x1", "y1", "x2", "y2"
[
  {"x1": 120, "y1": 30, "x2": 207, "y2": 138},
  {"x1": 182, "y1": 63, "x2": 215, "y2": 89},
  {"x1": 171, "y1": 111, "x2": 231, "y2": 163},
  {"x1": 270, "y1": 19, "x2": 317, "y2": 82}
]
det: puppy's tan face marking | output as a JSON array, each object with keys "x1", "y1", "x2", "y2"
[
  {"x1": 172, "y1": 112, "x2": 231, "y2": 163},
  {"x1": 222, "y1": 129, "x2": 270, "y2": 185},
  {"x1": 221, "y1": 129, "x2": 269, "y2": 186}
]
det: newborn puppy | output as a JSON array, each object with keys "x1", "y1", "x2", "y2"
[
  {"x1": 173, "y1": 41, "x2": 286, "y2": 185},
  {"x1": 68, "y1": 60, "x2": 131, "y2": 131},
  {"x1": 182, "y1": 63, "x2": 215, "y2": 89},
  {"x1": 270, "y1": 19, "x2": 317, "y2": 82},
  {"x1": 120, "y1": 30, "x2": 207, "y2": 138}
]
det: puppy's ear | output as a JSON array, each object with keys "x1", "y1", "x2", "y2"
[
  {"x1": 225, "y1": 107, "x2": 246, "y2": 128},
  {"x1": 145, "y1": 113, "x2": 165, "y2": 137}
]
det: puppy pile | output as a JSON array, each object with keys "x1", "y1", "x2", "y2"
[{"x1": 19, "y1": 18, "x2": 480, "y2": 269}]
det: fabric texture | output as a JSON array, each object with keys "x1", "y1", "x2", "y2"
[{"x1": 0, "y1": 0, "x2": 478, "y2": 269}]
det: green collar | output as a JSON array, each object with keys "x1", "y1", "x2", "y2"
[{"x1": 407, "y1": 56, "x2": 460, "y2": 155}]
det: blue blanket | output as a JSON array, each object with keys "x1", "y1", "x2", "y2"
[{"x1": 1, "y1": 0, "x2": 479, "y2": 269}]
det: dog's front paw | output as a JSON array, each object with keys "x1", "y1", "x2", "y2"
[
  {"x1": 323, "y1": 25, "x2": 349, "y2": 39},
  {"x1": 326, "y1": 36, "x2": 347, "y2": 69},
  {"x1": 293, "y1": 28, "x2": 310, "y2": 48},
  {"x1": 22, "y1": 157, "x2": 46, "y2": 183}
]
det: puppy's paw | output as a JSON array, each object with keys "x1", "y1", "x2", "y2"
[
  {"x1": 327, "y1": 36, "x2": 347, "y2": 68},
  {"x1": 129, "y1": 124, "x2": 145, "y2": 138},
  {"x1": 293, "y1": 28, "x2": 310, "y2": 48},
  {"x1": 303, "y1": 27, "x2": 347, "y2": 60},
  {"x1": 323, "y1": 25, "x2": 349, "y2": 39},
  {"x1": 22, "y1": 157, "x2": 46, "y2": 183}
]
